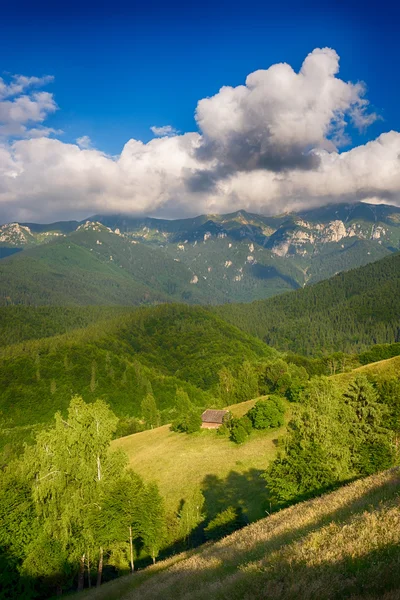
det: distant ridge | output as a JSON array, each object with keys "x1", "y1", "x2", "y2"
[{"x1": 0, "y1": 202, "x2": 399, "y2": 306}]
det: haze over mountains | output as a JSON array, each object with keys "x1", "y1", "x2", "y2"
[{"x1": 1, "y1": 201, "x2": 399, "y2": 306}]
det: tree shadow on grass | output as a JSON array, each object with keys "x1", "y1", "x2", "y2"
[
  {"x1": 202, "y1": 468, "x2": 268, "y2": 524},
  {"x1": 199, "y1": 468, "x2": 400, "y2": 572}
]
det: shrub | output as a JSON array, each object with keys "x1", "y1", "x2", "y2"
[
  {"x1": 239, "y1": 415, "x2": 253, "y2": 435},
  {"x1": 204, "y1": 506, "x2": 244, "y2": 540},
  {"x1": 171, "y1": 388, "x2": 202, "y2": 434},
  {"x1": 230, "y1": 417, "x2": 251, "y2": 444},
  {"x1": 114, "y1": 416, "x2": 144, "y2": 438},
  {"x1": 247, "y1": 396, "x2": 285, "y2": 430}
]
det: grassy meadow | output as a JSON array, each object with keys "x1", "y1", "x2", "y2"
[
  {"x1": 333, "y1": 354, "x2": 400, "y2": 386},
  {"x1": 113, "y1": 398, "x2": 286, "y2": 523}
]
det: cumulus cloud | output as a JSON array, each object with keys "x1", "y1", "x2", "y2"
[
  {"x1": 1, "y1": 50, "x2": 400, "y2": 224},
  {"x1": 150, "y1": 124, "x2": 179, "y2": 137},
  {"x1": 192, "y1": 48, "x2": 376, "y2": 185},
  {"x1": 0, "y1": 74, "x2": 58, "y2": 140},
  {"x1": 76, "y1": 135, "x2": 92, "y2": 149}
]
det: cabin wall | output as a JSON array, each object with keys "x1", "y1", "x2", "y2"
[{"x1": 201, "y1": 422, "x2": 221, "y2": 429}]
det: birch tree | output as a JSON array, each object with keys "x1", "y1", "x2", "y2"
[{"x1": 25, "y1": 396, "x2": 121, "y2": 591}]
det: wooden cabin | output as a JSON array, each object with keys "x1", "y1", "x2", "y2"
[{"x1": 201, "y1": 409, "x2": 228, "y2": 429}]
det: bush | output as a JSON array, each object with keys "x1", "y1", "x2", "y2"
[
  {"x1": 171, "y1": 388, "x2": 202, "y2": 434},
  {"x1": 216, "y1": 422, "x2": 230, "y2": 436},
  {"x1": 204, "y1": 506, "x2": 244, "y2": 540},
  {"x1": 247, "y1": 396, "x2": 285, "y2": 430},
  {"x1": 230, "y1": 417, "x2": 251, "y2": 444},
  {"x1": 114, "y1": 416, "x2": 144, "y2": 438},
  {"x1": 171, "y1": 409, "x2": 202, "y2": 434}
]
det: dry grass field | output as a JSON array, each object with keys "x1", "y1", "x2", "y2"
[{"x1": 80, "y1": 468, "x2": 400, "y2": 600}]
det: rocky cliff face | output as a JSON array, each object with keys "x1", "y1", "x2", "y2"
[
  {"x1": 0, "y1": 223, "x2": 35, "y2": 245},
  {"x1": 269, "y1": 213, "x2": 399, "y2": 257}
]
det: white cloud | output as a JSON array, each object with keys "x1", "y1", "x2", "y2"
[
  {"x1": 193, "y1": 48, "x2": 377, "y2": 177},
  {"x1": 76, "y1": 135, "x2": 92, "y2": 149},
  {"x1": 150, "y1": 125, "x2": 179, "y2": 137},
  {"x1": 1, "y1": 51, "x2": 400, "y2": 224},
  {"x1": 0, "y1": 75, "x2": 57, "y2": 140},
  {"x1": 0, "y1": 74, "x2": 54, "y2": 100}
]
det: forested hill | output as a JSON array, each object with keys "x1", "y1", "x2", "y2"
[
  {"x1": 0, "y1": 304, "x2": 276, "y2": 451},
  {"x1": 212, "y1": 252, "x2": 400, "y2": 356},
  {"x1": 0, "y1": 227, "x2": 223, "y2": 306}
]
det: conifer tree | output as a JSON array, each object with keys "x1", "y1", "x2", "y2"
[
  {"x1": 139, "y1": 482, "x2": 166, "y2": 564},
  {"x1": 343, "y1": 375, "x2": 394, "y2": 474},
  {"x1": 141, "y1": 391, "x2": 160, "y2": 429}
]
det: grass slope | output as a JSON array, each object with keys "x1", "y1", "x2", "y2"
[
  {"x1": 333, "y1": 355, "x2": 400, "y2": 386},
  {"x1": 80, "y1": 468, "x2": 400, "y2": 600},
  {"x1": 213, "y1": 252, "x2": 400, "y2": 355},
  {"x1": 113, "y1": 397, "x2": 285, "y2": 524}
]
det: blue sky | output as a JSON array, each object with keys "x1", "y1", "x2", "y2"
[
  {"x1": 1, "y1": 0, "x2": 398, "y2": 154},
  {"x1": 1, "y1": 0, "x2": 400, "y2": 222}
]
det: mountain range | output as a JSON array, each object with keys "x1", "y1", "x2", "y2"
[{"x1": 1, "y1": 202, "x2": 399, "y2": 306}]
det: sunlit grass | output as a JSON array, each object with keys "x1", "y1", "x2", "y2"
[
  {"x1": 334, "y1": 355, "x2": 400, "y2": 386},
  {"x1": 112, "y1": 397, "x2": 286, "y2": 522}
]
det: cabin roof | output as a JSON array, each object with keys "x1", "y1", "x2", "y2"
[{"x1": 201, "y1": 409, "x2": 228, "y2": 424}]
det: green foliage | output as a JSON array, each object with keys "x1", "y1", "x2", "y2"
[
  {"x1": 0, "y1": 304, "x2": 274, "y2": 451},
  {"x1": 247, "y1": 396, "x2": 285, "y2": 430},
  {"x1": 358, "y1": 342, "x2": 400, "y2": 365},
  {"x1": 0, "y1": 397, "x2": 167, "y2": 598},
  {"x1": 233, "y1": 361, "x2": 259, "y2": 403},
  {"x1": 264, "y1": 375, "x2": 397, "y2": 506},
  {"x1": 0, "y1": 305, "x2": 129, "y2": 346},
  {"x1": 204, "y1": 506, "x2": 244, "y2": 540},
  {"x1": 114, "y1": 416, "x2": 145, "y2": 439},
  {"x1": 229, "y1": 417, "x2": 252, "y2": 444},
  {"x1": 171, "y1": 389, "x2": 201, "y2": 434},
  {"x1": 343, "y1": 376, "x2": 394, "y2": 475},
  {"x1": 259, "y1": 359, "x2": 309, "y2": 397},
  {"x1": 139, "y1": 483, "x2": 166, "y2": 563},
  {"x1": 375, "y1": 377, "x2": 400, "y2": 435},
  {"x1": 141, "y1": 391, "x2": 160, "y2": 429}
]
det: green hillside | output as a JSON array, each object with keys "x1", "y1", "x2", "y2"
[
  {"x1": 0, "y1": 305, "x2": 276, "y2": 451},
  {"x1": 0, "y1": 226, "x2": 225, "y2": 306},
  {"x1": 213, "y1": 252, "x2": 400, "y2": 355},
  {"x1": 334, "y1": 355, "x2": 400, "y2": 385},
  {"x1": 82, "y1": 468, "x2": 400, "y2": 600},
  {"x1": 2, "y1": 353, "x2": 399, "y2": 599}
]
